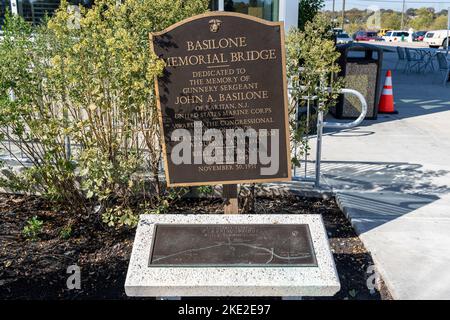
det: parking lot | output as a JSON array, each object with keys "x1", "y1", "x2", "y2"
[{"x1": 359, "y1": 40, "x2": 430, "y2": 49}]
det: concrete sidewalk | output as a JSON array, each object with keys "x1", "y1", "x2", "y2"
[{"x1": 311, "y1": 50, "x2": 450, "y2": 299}]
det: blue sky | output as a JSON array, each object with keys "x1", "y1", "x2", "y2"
[{"x1": 323, "y1": 0, "x2": 450, "y2": 11}]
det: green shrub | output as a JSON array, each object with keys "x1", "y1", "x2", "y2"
[
  {"x1": 102, "y1": 206, "x2": 139, "y2": 229},
  {"x1": 0, "y1": 0, "x2": 209, "y2": 227},
  {"x1": 23, "y1": 216, "x2": 44, "y2": 240},
  {"x1": 59, "y1": 224, "x2": 72, "y2": 239},
  {"x1": 1, "y1": 2, "x2": 340, "y2": 228},
  {"x1": 197, "y1": 185, "x2": 214, "y2": 196}
]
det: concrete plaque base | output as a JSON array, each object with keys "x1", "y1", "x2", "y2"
[{"x1": 125, "y1": 214, "x2": 340, "y2": 297}]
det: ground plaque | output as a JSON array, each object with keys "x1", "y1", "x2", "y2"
[
  {"x1": 125, "y1": 215, "x2": 340, "y2": 297},
  {"x1": 151, "y1": 12, "x2": 291, "y2": 186},
  {"x1": 149, "y1": 224, "x2": 317, "y2": 266}
]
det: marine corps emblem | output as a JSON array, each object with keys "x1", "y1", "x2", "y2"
[{"x1": 209, "y1": 19, "x2": 222, "y2": 33}]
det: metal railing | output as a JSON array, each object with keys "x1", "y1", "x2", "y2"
[
  {"x1": 1, "y1": 87, "x2": 367, "y2": 189},
  {"x1": 293, "y1": 88, "x2": 368, "y2": 188}
]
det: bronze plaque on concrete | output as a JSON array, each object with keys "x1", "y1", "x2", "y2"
[
  {"x1": 151, "y1": 12, "x2": 291, "y2": 187},
  {"x1": 149, "y1": 224, "x2": 317, "y2": 267}
]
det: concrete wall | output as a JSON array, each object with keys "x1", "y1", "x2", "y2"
[
  {"x1": 279, "y1": 0, "x2": 299, "y2": 31},
  {"x1": 217, "y1": 0, "x2": 298, "y2": 31}
]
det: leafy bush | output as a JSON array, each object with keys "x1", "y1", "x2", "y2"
[
  {"x1": 59, "y1": 224, "x2": 72, "y2": 239},
  {"x1": 102, "y1": 206, "x2": 139, "y2": 228},
  {"x1": 1, "y1": 3, "x2": 340, "y2": 228},
  {"x1": 0, "y1": 0, "x2": 208, "y2": 226},
  {"x1": 23, "y1": 216, "x2": 44, "y2": 240},
  {"x1": 197, "y1": 185, "x2": 214, "y2": 196}
]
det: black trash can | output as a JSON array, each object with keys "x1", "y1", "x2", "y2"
[{"x1": 331, "y1": 43, "x2": 383, "y2": 120}]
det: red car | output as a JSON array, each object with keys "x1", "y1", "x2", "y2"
[
  {"x1": 413, "y1": 31, "x2": 427, "y2": 41},
  {"x1": 354, "y1": 31, "x2": 383, "y2": 42}
]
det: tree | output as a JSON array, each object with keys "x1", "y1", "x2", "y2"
[
  {"x1": 409, "y1": 7, "x2": 434, "y2": 30},
  {"x1": 322, "y1": 6, "x2": 448, "y2": 32},
  {"x1": 430, "y1": 14, "x2": 448, "y2": 30},
  {"x1": 436, "y1": 9, "x2": 448, "y2": 17},
  {"x1": 298, "y1": 0, "x2": 324, "y2": 30},
  {"x1": 347, "y1": 22, "x2": 365, "y2": 35},
  {"x1": 406, "y1": 8, "x2": 417, "y2": 17},
  {"x1": 382, "y1": 11, "x2": 403, "y2": 30}
]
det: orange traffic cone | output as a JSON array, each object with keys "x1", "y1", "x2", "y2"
[{"x1": 378, "y1": 70, "x2": 398, "y2": 114}]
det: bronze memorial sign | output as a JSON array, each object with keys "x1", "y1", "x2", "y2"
[
  {"x1": 150, "y1": 224, "x2": 317, "y2": 267},
  {"x1": 147, "y1": 13, "x2": 305, "y2": 268},
  {"x1": 151, "y1": 12, "x2": 291, "y2": 186}
]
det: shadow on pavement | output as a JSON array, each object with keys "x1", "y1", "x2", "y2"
[{"x1": 320, "y1": 160, "x2": 450, "y2": 234}]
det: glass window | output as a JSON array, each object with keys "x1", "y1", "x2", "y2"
[
  {"x1": 224, "y1": 0, "x2": 279, "y2": 22},
  {"x1": 16, "y1": 0, "x2": 60, "y2": 25},
  {"x1": 209, "y1": 0, "x2": 219, "y2": 10},
  {"x1": 1, "y1": 0, "x2": 9, "y2": 28},
  {"x1": 4, "y1": 1, "x2": 92, "y2": 26}
]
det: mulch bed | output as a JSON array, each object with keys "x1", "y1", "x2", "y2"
[{"x1": 0, "y1": 193, "x2": 392, "y2": 300}]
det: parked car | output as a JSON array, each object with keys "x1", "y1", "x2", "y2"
[
  {"x1": 383, "y1": 31, "x2": 410, "y2": 42},
  {"x1": 378, "y1": 29, "x2": 390, "y2": 37},
  {"x1": 424, "y1": 30, "x2": 450, "y2": 49},
  {"x1": 413, "y1": 31, "x2": 427, "y2": 41},
  {"x1": 336, "y1": 32, "x2": 353, "y2": 44},
  {"x1": 353, "y1": 31, "x2": 383, "y2": 42}
]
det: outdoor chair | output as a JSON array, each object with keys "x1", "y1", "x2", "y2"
[
  {"x1": 395, "y1": 47, "x2": 406, "y2": 72},
  {"x1": 436, "y1": 52, "x2": 450, "y2": 86},
  {"x1": 404, "y1": 47, "x2": 425, "y2": 74}
]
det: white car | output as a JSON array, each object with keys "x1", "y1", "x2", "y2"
[
  {"x1": 336, "y1": 32, "x2": 353, "y2": 44},
  {"x1": 383, "y1": 30, "x2": 410, "y2": 42},
  {"x1": 424, "y1": 30, "x2": 450, "y2": 48}
]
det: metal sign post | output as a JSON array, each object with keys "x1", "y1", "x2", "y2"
[
  {"x1": 223, "y1": 185, "x2": 239, "y2": 214},
  {"x1": 341, "y1": 0, "x2": 346, "y2": 29},
  {"x1": 401, "y1": 0, "x2": 406, "y2": 31},
  {"x1": 447, "y1": 7, "x2": 449, "y2": 55}
]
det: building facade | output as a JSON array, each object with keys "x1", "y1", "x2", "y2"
[
  {"x1": 211, "y1": 0, "x2": 299, "y2": 30},
  {"x1": 1, "y1": 0, "x2": 298, "y2": 29}
]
